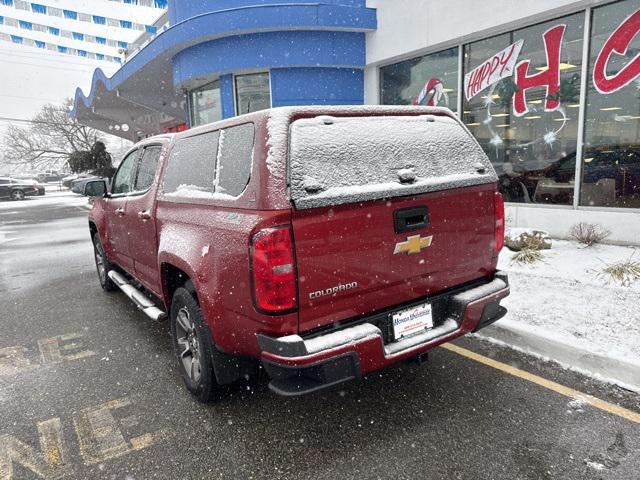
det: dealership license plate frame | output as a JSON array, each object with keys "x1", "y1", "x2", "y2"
[{"x1": 391, "y1": 302, "x2": 434, "y2": 341}]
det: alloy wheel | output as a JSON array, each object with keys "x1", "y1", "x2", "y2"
[
  {"x1": 175, "y1": 307, "x2": 202, "y2": 383},
  {"x1": 94, "y1": 240, "x2": 107, "y2": 283},
  {"x1": 11, "y1": 190, "x2": 25, "y2": 201}
]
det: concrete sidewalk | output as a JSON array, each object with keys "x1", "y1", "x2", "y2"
[{"x1": 478, "y1": 319, "x2": 640, "y2": 393}]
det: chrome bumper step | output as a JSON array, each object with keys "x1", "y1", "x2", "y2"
[{"x1": 107, "y1": 270, "x2": 166, "y2": 321}]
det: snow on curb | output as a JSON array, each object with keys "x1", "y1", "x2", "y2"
[{"x1": 476, "y1": 320, "x2": 640, "y2": 393}]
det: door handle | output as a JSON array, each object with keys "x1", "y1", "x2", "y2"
[
  {"x1": 137, "y1": 210, "x2": 152, "y2": 221},
  {"x1": 115, "y1": 207, "x2": 125, "y2": 217},
  {"x1": 394, "y1": 206, "x2": 429, "y2": 233}
]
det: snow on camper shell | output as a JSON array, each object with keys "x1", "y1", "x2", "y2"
[{"x1": 288, "y1": 114, "x2": 497, "y2": 209}]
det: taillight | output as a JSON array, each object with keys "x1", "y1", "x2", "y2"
[
  {"x1": 251, "y1": 226, "x2": 298, "y2": 313},
  {"x1": 494, "y1": 192, "x2": 505, "y2": 252}
]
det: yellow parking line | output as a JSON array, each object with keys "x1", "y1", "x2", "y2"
[{"x1": 441, "y1": 343, "x2": 640, "y2": 425}]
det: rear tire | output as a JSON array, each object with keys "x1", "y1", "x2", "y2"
[
  {"x1": 92, "y1": 233, "x2": 116, "y2": 291},
  {"x1": 170, "y1": 284, "x2": 219, "y2": 402},
  {"x1": 11, "y1": 190, "x2": 25, "y2": 201}
]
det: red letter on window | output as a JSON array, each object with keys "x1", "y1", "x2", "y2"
[
  {"x1": 593, "y1": 9, "x2": 640, "y2": 94},
  {"x1": 513, "y1": 24, "x2": 566, "y2": 116}
]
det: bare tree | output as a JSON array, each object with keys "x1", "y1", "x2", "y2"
[{"x1": 2, "y1": 99, "x2": 102, "y2": 170}]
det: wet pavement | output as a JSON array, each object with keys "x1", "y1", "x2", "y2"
[{"x1": 1, "y1": 192, "x2": 639, "y2": 480}]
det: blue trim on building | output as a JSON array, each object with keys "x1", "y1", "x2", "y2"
[
  {"x1": 72, "y1": 1, "x2": 376, "y2": 129},
  {"x1": 168, "y1": 0, "x2": 366, "y2": 24},
  {"x1": 219, "y1": 74, "x2": 235, "y2": 119},
  {"x1": 271, "y1": 67, "x2": 364, "y2": 107},
  {"x1": 31, "y1": 3, "x2": 46, "y2": 14},
  {"x1": 172, "y1": 31, "x2": 365, "y2": 87}
]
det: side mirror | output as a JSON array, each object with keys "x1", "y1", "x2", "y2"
[{"x1": 83, "y1": 179, "x2": 107, "y2": 197}]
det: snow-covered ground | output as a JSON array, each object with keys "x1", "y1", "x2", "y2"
[
  {"x1": 0, "y1": 188, "x2": 90, "y2": 211},
  {"x1": 496, "y1": 239, "x2": 640, "y2": 368}
]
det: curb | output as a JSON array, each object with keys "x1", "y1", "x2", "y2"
[{"x1": 475, "y1": 322, "x2": 640, "y2": 393}]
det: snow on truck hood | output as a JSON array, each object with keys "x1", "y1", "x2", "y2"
[{"x1": 286, "y1": 113, "x2": 497, "y2": 209}]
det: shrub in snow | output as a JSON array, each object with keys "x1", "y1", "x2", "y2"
[
  {"x1": 597, "y1": 256, "x2": 640, "y2": 287},
  {"x1": 510, "y1": 248, "x2": 544, "y2": 265},
  {"x1": 570, "y1": 222, "x2": 610, "y2": 247},
  {"x1": 504, "y1": 228, "x2": 551, "y2": 252}
]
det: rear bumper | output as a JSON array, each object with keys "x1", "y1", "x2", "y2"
[{"x1": 258, "y1": 272, "x2": 509, "y2": 396}]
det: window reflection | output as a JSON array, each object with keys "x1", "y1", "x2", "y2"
[
  {"x1": 463, "y1": 13, "x2": 584, "y2": 205},
  {"x1": 235, "y1": 73, "x2": 271, "y2": 115},
  {"x1": 581, "y1": 0, "x2": 640, "y2": 208},
  {"x1": 189, "y1": 80, "x2": 222, "y2": 127},
  {"x1": 380, "y1": 47, "x2": 459, "y2": 111}
]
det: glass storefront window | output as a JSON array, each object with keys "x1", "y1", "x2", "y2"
[
  {"x1": 189, "y1": 80, "x2": 222, "y2": 127},
  {"x1": 380, "y1": 47, "x2": 459, "y2": 112},
  {"x1": 463, "y1": 13, "x2": 584, "y2": 205},
  {"x1": 235, "y1": 73, "x2": 271, "y2": 115},
  {"x1": 581, "y1": 0, "x2": 640, "y2": 208}
]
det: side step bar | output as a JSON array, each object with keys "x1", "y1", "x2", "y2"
[{"x1": 107, "y1": 270, "x2": 166, "y2": 321}]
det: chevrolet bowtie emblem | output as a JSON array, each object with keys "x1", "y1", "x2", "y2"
[{"x1": 393, "y1": 234, "x2": 433, "y2": 255}]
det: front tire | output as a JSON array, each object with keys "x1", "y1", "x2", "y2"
[
  {"x1": 11, "y1": 190, "x2": 25, "y2": 201},
  {"x1": 92, "y1": 233, "x2": 116, "y2": 291},
  {"x1": 170, "y1": 284, "x2": 219, "y2": 403}
]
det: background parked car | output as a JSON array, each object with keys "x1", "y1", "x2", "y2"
[
  {"x1": 9, "y1": 174, "x2": 44, "y2": 195},
  {"x1": 0, "y1": 177, "x2": 40, "y2": 200},
  {"x1": 63, "y1": 173, "x2": 95, "y2": 189},
  {"x1": 37, "y1": 170, "x2": 63, "y2": 183},
  {"x1": 71, "y1": 176, "x2": 106, "y2": 194}
]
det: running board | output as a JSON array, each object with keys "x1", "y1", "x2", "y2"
[{"x1": 107, "y1": 270, "x2": 166, "y2": 321}]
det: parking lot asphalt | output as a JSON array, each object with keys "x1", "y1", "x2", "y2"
[{"x1": 1, "y1": 193, "x2": 639, "y2": 480}]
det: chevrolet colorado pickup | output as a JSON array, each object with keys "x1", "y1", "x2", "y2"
[{"x1": 85, "y1": 106, "x2": 509, "y2": 401}]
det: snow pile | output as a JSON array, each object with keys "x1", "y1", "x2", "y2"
[
  {"x1": 288, "y1": 114, "x2": 496, "y2": 209},
  {"x1": 497, "y1": 240, "x2": 640, "y2": 366}
]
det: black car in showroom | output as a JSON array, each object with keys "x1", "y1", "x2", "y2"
[{"x1": 0, "y1": 177, "x2": 40, "y2": 200}]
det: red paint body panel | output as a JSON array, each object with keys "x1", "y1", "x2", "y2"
[{"x1": 292, "y1": 183, "x2": 497, "y2": 333}]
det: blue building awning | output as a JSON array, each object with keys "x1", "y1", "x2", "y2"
[{"x1": 71, "y1": 2, "x2": 376, "y2": 140}]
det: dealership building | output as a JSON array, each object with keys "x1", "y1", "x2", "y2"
[{"x1": 71, "y1": 0, "x2": 640, "y2": 243}]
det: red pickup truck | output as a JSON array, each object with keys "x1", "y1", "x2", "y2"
[{"x1": 85, "y1": 106, "x2": 509, "y2": 401}]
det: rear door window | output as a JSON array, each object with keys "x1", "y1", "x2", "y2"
[
  {"x1": 216, "y1": 123, "x2": 254, "y2": 197},
  {"x1": 163, "y1": 131, "x2": 219, "y2": 196},
  {"x1": 163, "y1": 123, "x2": 254, "y2": 199}
]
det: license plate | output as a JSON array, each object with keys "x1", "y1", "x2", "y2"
[{"x1": 391, "y1": 303, "x2": 433, "y2": 341}]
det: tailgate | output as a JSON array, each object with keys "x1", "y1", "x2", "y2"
[
  {"x1": 292, "y1": 184, "x2": 496, "y2": 333},
  {"x1": 287, "y1": 112, "x2": 498, "y2": 333}
]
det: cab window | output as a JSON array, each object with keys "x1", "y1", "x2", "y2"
[
  {"x1": 134, "y1": 146, "x2": 162, "y2": 192},
  {"x1": 112, "y1": 150, "x2": 140, "y2": 195}
]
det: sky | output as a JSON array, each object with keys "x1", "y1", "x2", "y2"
[{"x1": 0, "y1": 0, "x2": 166, "y2": 164}]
